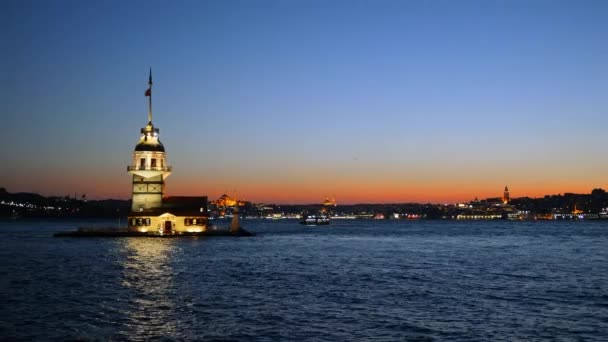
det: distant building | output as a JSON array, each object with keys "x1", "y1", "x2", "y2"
[
  {"x1": 127, "y1": 70, "x2": 208, "y2": 234},
  {"x1": 214, "y1": 194, "x2": 245, "y2": 207},
  {"x1": 323, "y1": 196, "x2": 337, "y2": 206},
  {"x1": 503, "y1": 186, "x2": 510, "y2": 204}
]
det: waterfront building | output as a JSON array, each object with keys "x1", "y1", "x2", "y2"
[{"x1": 127, "y1": 70, "x2": 209, "y2": 234}]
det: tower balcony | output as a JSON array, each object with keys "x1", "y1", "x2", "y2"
[
  {"x1": 127, "y1": 165, "x2": 172, "y2": 172},
  {"x1": 127, "y1": 165, "x2": 172, "y2": 179}
]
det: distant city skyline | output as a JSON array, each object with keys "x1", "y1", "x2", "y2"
[{"x1": 2, "y1": 0, "x2": 607, "y2": 204}]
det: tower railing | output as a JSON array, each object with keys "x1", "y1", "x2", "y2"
[{"x1": 127, "y1": 165, "x2": 172, "y2": 172}]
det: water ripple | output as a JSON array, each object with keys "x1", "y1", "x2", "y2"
[{"x1": 1, "y1": 220, "x2": 607, "y2": 340}]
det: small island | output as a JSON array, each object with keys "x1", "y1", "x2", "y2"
[{"x1": 53, "y1": 227, "x2": 253, "y2": 238}]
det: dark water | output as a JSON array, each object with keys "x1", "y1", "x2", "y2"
[{"x1": 1, "y1": 219, "x2": 607, "y2": 341}]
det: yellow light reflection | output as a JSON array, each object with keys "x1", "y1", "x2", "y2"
[{"x1": 118, "y1": 238, "x2": 182, "y2": 338}]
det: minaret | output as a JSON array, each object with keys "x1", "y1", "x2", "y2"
[
  {"x1": 503, "y1": 186, "x2": 510, "y2": 204},
  {"x1": 127, "y1": 69, "x2": 172, "y2": 212}
]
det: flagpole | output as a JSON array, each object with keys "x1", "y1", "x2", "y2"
[{"x1": 148, "y1": 68, "x2": 153, "y2": 124}]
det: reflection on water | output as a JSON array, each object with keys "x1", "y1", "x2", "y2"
[{"x1": 117, "y1": 238, "x2": 186, "y2": 340}]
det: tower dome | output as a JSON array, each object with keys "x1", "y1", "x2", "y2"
[{"x1": 135, "y1": 123, "x2": 165, "y2": 152}]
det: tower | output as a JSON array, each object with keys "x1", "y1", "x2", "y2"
[
  {"x1": 127, "y1": 69, "x2": 172, "y2": 212},
  {"x1": 230, "y1": 192, "x2": 241, "y2": 233},
  {"x1": 503, "y1": 186, "x2": 510, "y2": 204},
  {"x1": 230, "y1": 203, "x2": 241, "y2": 233}
]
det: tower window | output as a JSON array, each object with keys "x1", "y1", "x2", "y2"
[
  {"x1": 151, "y1": 159, "x2": 157, "y2": 168},
  {"x1": 140, "y1": 158, "x2": 145, "y2": 169},
  {"x1": 160, "y1": 159, "x2": 163, "y2": 168}
]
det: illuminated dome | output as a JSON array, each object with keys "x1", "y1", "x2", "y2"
[{"x1": 134, "y1": 123, "x2": 165, "y2": 152}]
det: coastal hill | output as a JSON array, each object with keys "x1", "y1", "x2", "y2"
[
  {"x1": 2, "y1": 187, "x2": 607, "y2": 220},
  {"x1": 0, "y1": 188, "x2": 130, "y2": 218}
]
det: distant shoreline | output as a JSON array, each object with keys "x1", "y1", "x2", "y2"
[{"x1": 2, "y1": 188, "x2": 607, "y2": 221}]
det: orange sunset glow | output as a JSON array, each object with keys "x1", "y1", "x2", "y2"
[{"x1": 2, "y1": 1, "x2": 606, "y2": 205}]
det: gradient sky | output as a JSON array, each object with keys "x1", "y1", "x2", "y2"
[{"x1": 1, "y1": 0, "x2": 607, "y2": 204}]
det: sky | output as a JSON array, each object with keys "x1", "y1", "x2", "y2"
[{"x1": 1, "y1": 0, "x2": 607, "y2": 204}]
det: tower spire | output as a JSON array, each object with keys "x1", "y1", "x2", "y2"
[{"x1": 147, "y1": 68, "x2": 153, "y2": 124}]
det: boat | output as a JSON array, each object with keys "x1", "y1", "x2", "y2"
[{"x1": 299, "y1": 212, "x2": 330, "y2": 226}]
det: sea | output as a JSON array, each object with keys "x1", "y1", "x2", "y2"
[{"x1": 1, "y1": 219, "x2": 607, "y2": 341}]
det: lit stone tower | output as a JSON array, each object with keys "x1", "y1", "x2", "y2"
[
  {"x1": 230, "y1": 193, "x2": 241, "y2": 233},
  {"x1": 502, "y1": 186, "x2": 510, "y2": 204},
  {"x1": 127, "y1": 69, "x2": 172, "y2": 212}
]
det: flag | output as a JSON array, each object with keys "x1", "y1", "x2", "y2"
[{"x1": 145, "y1": 88, "x2": 151, "y2": 96}]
